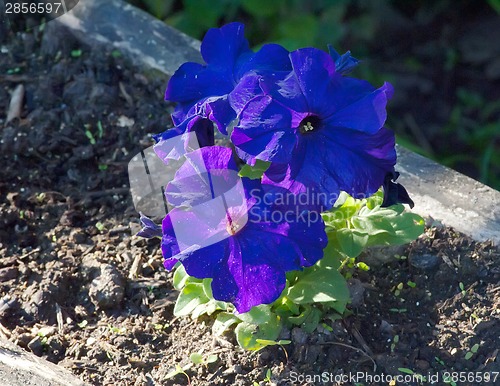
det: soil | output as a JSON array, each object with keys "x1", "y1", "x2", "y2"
[{"x1": 1, "y1": 19, "x2": 499, "y2": 386}]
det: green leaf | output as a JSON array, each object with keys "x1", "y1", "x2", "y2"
[
  {"x1": 206, "y1": 354, "x2": 217, "y2": 364},
  {"x1": 202, "y1": 278, "x2": 213, "y2": 298},
  {"x1": 234, "y1": 315, "x2": 281, "y2": 351},
  {"x1": 320, "y1": 238, "x2": 344, "y2": 269},
  {"x1": 174, "y1": 283, "x2": 209, "y2": 317},
  {"x1": 286, "y1": 265, "x2": 350, "y2": 308},
  {"x1": 190, "y1": 303, "x2": 210, "y2": 319},
  {"x1": 335, "y1": 229, "x2": 369, "y2": 258},
  {"x1": 173, "y1": 265, "x2": 189, "y2": 290},
  {"x1": 398, "y1": 367, "x2": 415, "y2": 375},
  {"x1": 96, "y1": 120, "x2": 104, "y2": 138},
  {"x1": 204, "y1": 299, "x2": 228, "y2": 316},
  {"x1": 301, "y1": 306, "x2": 322, "y2": 333},
  {"x1": 236, "y1": 304, "x2": 274, "y2": 324},
  {"x1": 351, "y1": 214, "x2": 395, "y2": 236},
  {"x1": 85, "y1": 129, "x2": 96, "y2": 145},
  {"x1": 238, "y1": 159, "x2": 271, "y2": 179},
  {"x1": 255, "y1": 338, "x2": 291, "y2": 346},
  {"x1": 322, "y1": 200, "x2": 358, "y2": 228},
  {"x1": 390, "y1": 213, "x2": 425, "y2": 243},
  {"x1": 277, "y1": 295, "x2": 300, "y2": 315},
  {"x1": 287, "y1": 305, "x2": 312, "y2": 325},
  {"x1": 212, "y1": 312, "x2": 240, "y2": 336},
  {"x1": 464, "y1": 351, "x2": 473, "y2": 360},
  {"x1": 190, "y1": 352, "x2": 203, "y2": 364},
  {"x1": 365, "y1": 190, "x2": 384, "y2": 208},
  {"x1": 356, "y1": 262, "x2": 370, "y2": 271}
]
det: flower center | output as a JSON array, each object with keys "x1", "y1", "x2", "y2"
[
  {"x1": 226, "y1": 221, "x2": 241, "y2": 236},
  {"x1": 299, "y1": 115, "x2": 321, "y2": 135}
]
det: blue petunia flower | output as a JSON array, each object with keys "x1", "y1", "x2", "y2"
[
  {"x1": 137, "y1": 213, "x2": 162, "y2": 239},
  {"x1": 328, "y1": 45, "x2": 360, "y2": 75},
  {"x1": 231, "y1": 47, "x2": 397, "y2": 208},
  {"x1": 382, "y1": 171, "x2": 415, "y2": 208},
  {"x1": 160, "y1": 146, "x2": 327, "y2": 313},
  {"x1": 164, "y1": 22, "x2": 291, "y2": 136}
]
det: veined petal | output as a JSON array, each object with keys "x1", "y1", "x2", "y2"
[
  {"x1": 232, "y1": 96, "x2": 298, "y2": 165},
  {"x1": 165, "y1": 63, "x2": 232, "y2": 105},
  {"x1": 263, "y1": 126, "x2": 396, "y2": 206},
  {"x1": 326, "y1": 82, "x2": 393, "y2": 134},
  {"x1": 165, "y1": 146, "x2": 239, "y2": 207},
  {"x1": 201, "y1": 22, "x2": 250, "y2": 69},
  {"x1": 236, "y1": 43, "x2": 291, "y2": 78},
  {"x1": 288, "y1": 48, "x2": 336, "y2": 111}
]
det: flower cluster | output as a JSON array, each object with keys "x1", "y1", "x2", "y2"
[{"x1": 146, "y1": 23, "x2": 412, "y2": 313}]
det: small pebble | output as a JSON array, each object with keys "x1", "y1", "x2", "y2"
[{"x1": 409, "y1": 254, "x2": 441, "y2": 270}]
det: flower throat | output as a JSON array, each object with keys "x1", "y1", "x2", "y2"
[{"x1": 299, "y1": 115, "x2": 321, "y2": 135}]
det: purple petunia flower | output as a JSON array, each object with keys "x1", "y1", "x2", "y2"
[
  {"x1": 231, "y1": 47, "x2": 396, "y2": 208},
  {"x1": 160, "y1": 146, "x2": 327, "y2": 313},
  {"x1": 164, "y1": 22, "x2": 291, "y2": 136}
]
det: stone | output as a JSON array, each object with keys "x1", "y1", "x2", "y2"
[
  {"x1": 291, "y1": 327, "x2": 308, "y2": 345},
  {"x1": 360, "y1": 245, "x2": 405, "y2": 267},
  {"x1": 0, "y1": 266, "x2": 18, "y2": 282},
  {"x1": 89, "y1": 264, "x2": 125, "y2": 310},
  {"x1": 27, "y1": 336, "x2": 44, "y2": 357},
  {"x1": 0, "y1": 336, "x2": 88, "y2": 386},
  {"x1": 409, "y1": 254, "x2": 441, "y2": 270},
  {"x1": 347, "y1": 278, "x2": 365, "y2": 307}
]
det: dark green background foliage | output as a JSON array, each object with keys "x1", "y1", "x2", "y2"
[{"x1": 127, "y1": 0, "x2": 500, "y2": 190}]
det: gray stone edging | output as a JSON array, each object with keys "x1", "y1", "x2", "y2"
[
  {"x1": 0, "y1": 336, "x2": 88, "y2": 386},
  {"x1": 56, "y1": 0, "x2": 202, "y2": 74},
  {"x1": 58, "y1": 0, "x2": 500, "y2": 245},
  {"x1": 396, "y1": 146, "x2": 500, "y2": 245}
]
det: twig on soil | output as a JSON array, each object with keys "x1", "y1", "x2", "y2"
[
  {"x1": 488, "y1": 285, "x2": 500, "y2": 294},
  {"x1": 43, "y1": 191, "x2": 70, "y2": 201},
  {"x1": 206, "y1": 367, "x2": 224, "y2": 383},
  {"x1": 0, "y1": 75, "x2": 31, "y2": 82},
  {"x1": 128, "y1": 253, "x2": 143, "y2": 279},
  {"x1": 6, "y1": 84, "x2": 24, "y2": 124},
  {"x1": 83, "y1": 188, "x2": 130, "y2": 198},
  {"x1": 350, "y1": 325, "x2": 374, "y2": 357},
  {"x1": 0, "y1": 321, "x2": 11, "y2": 339},
  {"x1": 109, "y1": 226, "x2": 130, "y2": 236},
  {"x1": 18, "y1": 247, "x2": 41, "y2": 261},
  {"x1": 485, "y1": 348, "x2": 498, "y2": 366},
  {"x1": 119, "y1": 81, "x2": 134, "y2": 106},
  {"x1": 319, "y1": 341, "x2": 377, "y2": 372},
  {"x1": 55, "y1": 303, "x2": 64, "y2": 333}
]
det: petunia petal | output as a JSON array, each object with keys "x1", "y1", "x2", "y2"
[
  {"x1": 328, "y1": 45, "x2": 360, "y2": 75},
  {"x1": 232, "y1": 96, "x2": 299, "y2": 165},
  {"x1": 236, "y1": 43, "x2": 291, "y2": 78},
  {"x1": 326, "y1": 82, "x2": 393, "y2": 134},
  {"x1": 201, "y1": 22, "x2": 250, "y2": 69},
  {"x1": 137, "y1": 213, "x2": 163, "y2": 239},
  {"x1": 165, "y1": 63, "x2": 232, "y2": 105}
]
